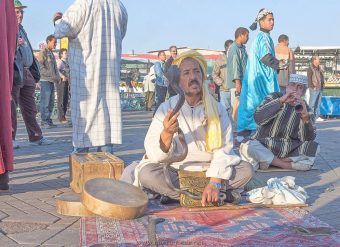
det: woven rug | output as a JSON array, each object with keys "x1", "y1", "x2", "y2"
[{"x1": 80, "y1": 200, "x2": 340, "y2": 247}]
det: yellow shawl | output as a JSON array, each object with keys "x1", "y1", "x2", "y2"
[{"x1": 173, "y1": 50, "x2": 222, "y2": 151}]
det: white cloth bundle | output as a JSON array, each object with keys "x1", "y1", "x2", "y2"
[{"x1": 247, "y1": 176, "x2": 308, "y2": 205}]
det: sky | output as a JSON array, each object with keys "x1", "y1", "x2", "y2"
[{"x1": 22, "y1": 0, "x2": 340, "y2": 53}]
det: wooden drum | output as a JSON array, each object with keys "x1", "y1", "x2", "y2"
[
  {"x1": 81, "y1": 178, "x2": 148, "y2": 220},
  {"x1": 56, "y1": 192, "x2": 95, "y2": 217}
]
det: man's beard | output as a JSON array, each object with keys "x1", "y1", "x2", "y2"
[{"x1": 185, "y1": 91, "x2": 201, "y2": 97}]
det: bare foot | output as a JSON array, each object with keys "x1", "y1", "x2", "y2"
[
  {"x1": 281, "y1": 157, "x2": 293, "y2": 162},
  {"x1": 271, "y1": 157, "x2": 293, "y2": 169}
]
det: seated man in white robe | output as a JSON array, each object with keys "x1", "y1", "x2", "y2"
[
  {"x1": 239, "y1": 74, "x2": 320, "y2": 171},
  {"x1": 121, "y1": 50, "x2": 253, "y2": 207}
]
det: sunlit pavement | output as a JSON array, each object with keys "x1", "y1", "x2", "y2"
[{"x1": 0, "y1": 111, "x2": 339, "y2": 246}]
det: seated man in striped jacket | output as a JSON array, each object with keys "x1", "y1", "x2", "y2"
[{"x1": 239, "y1": 74, "x2": 319, "y2": 171}]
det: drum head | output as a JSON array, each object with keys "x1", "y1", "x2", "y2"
[{"x1": 82, "y1": 178, "x2": 148, "y2": 219}]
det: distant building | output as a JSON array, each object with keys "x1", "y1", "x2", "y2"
[
  {"x1": 119, "y1": 47, "x2": 224, "y2": 82},
  {"x1": 294, "y1": 46, "x2": 340, "y2": 87},
  {"x1": 148, "y1": 47, "x2": 224, "y2": 76}
]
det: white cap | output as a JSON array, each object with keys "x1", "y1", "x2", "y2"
[{"x1": 289, "y1": 74, "x2": 308, "y2": 86}]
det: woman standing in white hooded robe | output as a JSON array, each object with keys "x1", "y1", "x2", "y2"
[{"x1": 54, "y1": 0, "x2": 128, "y2": 151}]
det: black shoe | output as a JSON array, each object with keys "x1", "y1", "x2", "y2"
[
  {"x1": 0, "y1": 172, "x2": 9, "y2": 190},
  {"x1": 41, "y1": 120, "x2": 56, "y2": 128},
  {"x1": 41, "y1": 121, "x2": 51, "y2": 129},
  {"x1": 159, "y1": 195, "x2": 178, "y2": 205},
  {"x1": 47, "y1": 120, "x2": 57, "y2": 127}
]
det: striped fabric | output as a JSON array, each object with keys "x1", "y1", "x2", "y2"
[
  {"x1": 54, "y1": 0, "x2": 128, "y2": 148},
  {"x1": 251, "y1": 92, "x2": 319, "y2": 158}
]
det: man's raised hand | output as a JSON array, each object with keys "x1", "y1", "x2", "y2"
[
  {"x1": 53, "y1": 12, "x2": 63, "y2": 25},
  {"x1": 280, "y1": 90, "x2": 297, "y2": 105},
  {"x1": 163, "y1": 109, "x2": 179, "y2": 135}
]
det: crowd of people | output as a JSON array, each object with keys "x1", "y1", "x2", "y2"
[
  {"x1": 0, "y1": 0, "x2": 128, "y2": 189},
  {"x1": 123, "y1": 8, "x2": 324, "y2": 206},
  {"x1": 0, "y1": 0, "x2": 325, "y2": 209},
  {"x1": 11, "y1": 3, "x2": 72, "y2": 151}
]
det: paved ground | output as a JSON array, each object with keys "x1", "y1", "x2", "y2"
[{"x1": 0, "y1": 111, "x2": 339, "y2": 246}]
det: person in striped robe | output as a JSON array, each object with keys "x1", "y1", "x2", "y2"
[{"x1": 239, "y1": 74, "x2": 319, "y2": 171}]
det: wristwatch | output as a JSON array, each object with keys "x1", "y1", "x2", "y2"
[{"x1": 209, "y1": 181, "x2": 222, "y2": 190}]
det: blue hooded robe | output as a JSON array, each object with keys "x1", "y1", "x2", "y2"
[{"x1": 237, "y1": 31, "x2": 280, "y2": 132}]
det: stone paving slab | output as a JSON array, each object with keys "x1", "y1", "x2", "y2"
[
  {"x1": 47, "y1": 218, "x2": 79, "y2": 230},
  {"x1": 0, "y1": 111, "x2": 339, "y2": 246},
  {"x1": 0, "y1": 210, "x2": 8, "y2": 221},
  {"x1": 10, "y1": 190, "x2": 63, "y2": 200},
  {"x1": 3, "y1": 212, "x2": 59, "y2": 225},
  {"x1": 0, "y1": 222, "x2": 48, "y2": 234},
  {"x1": 0, "y1": 232, "x2": 18, "y2": 246},
  {"x1": 44, "y1": 224, "x2": 79, "y2": 246},
  {"x1": 7, "y1": 228, "x2": 61, "y2": 245}
]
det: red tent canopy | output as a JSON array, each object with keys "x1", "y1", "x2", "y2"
[{"x1": 122, "y1": 53, "x2": 221, "y2": 62}]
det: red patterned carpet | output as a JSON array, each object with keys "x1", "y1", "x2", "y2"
[{"x1": 80, "y1": 201, "x2": 340, "y2": 247}]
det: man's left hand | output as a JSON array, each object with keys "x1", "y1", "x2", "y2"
[
  {"x1": 53, "y1": 12, "x2": 63, "y2": 25},
  {"x1": 201, "y1": 183, "x2": 220, "y2": 207}
]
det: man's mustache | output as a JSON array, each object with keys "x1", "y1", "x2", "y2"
[{"x1": 189, "y1": 80, "x2": 200, "y2": 86}]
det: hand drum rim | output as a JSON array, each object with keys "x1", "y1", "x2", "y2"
[
  {"x1": 56, "y1": 192, "x2": 95, "y2": 217},
  {"x1": 81, "y1": 178, "x2": 148, "y2": 220}
]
